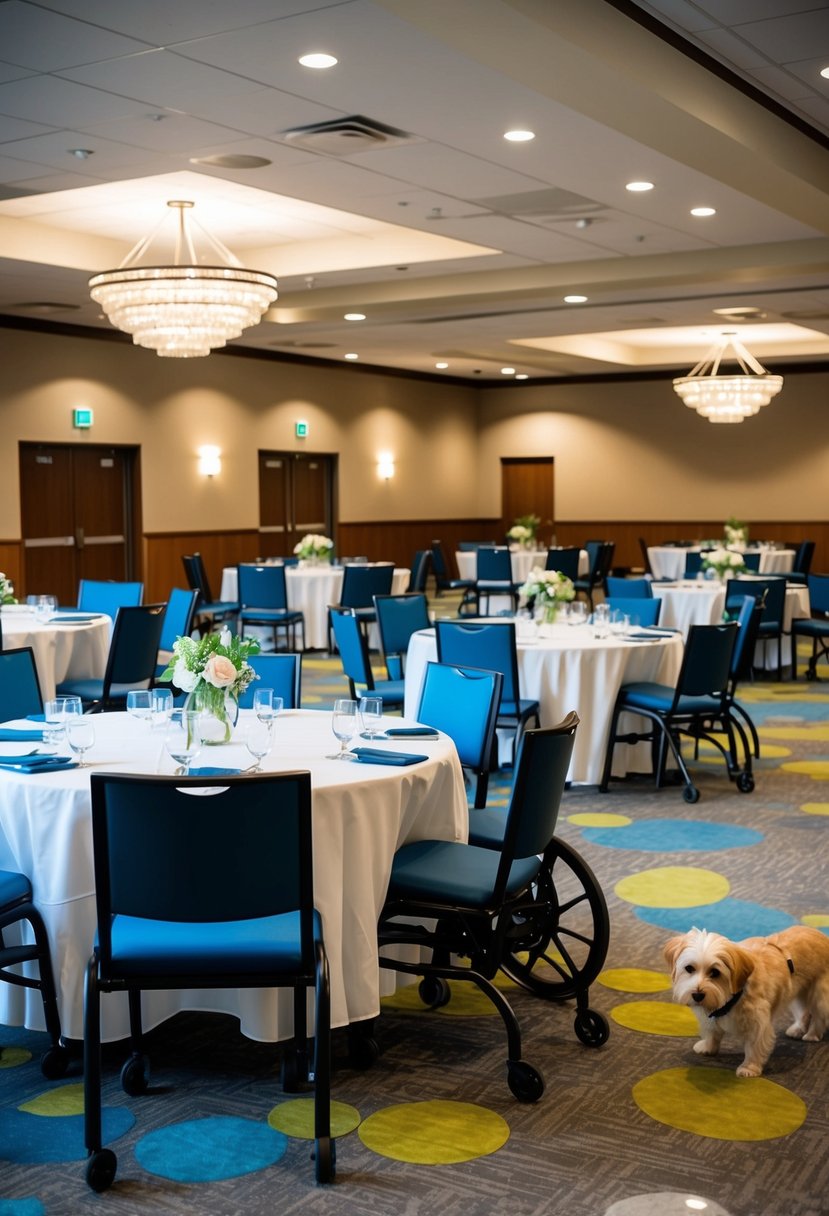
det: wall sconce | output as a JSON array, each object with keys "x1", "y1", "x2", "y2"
[
  {"x1": 198, "y1": 445, "x2": 222, "y2": 477},
  {"x1": 377, "y1": 451, "x2": 395, "y2": 481}
]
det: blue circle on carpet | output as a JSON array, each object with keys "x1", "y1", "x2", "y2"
[
  {"x1": 0, "y1": 1201, "x2": 45, "y2": 1216},
  {"x1": 634, "y1": 898, "x2": 798, "y2": 938},
  {"x1": 135, "y1": 1115, "x2": 287, "y2": 1182},
  {"x1": 0, "y1": 1107, "x2": 134, "y2": 1163},
  {"x1": 581, "y1": 819, "x2": 762, "y2": 852}
]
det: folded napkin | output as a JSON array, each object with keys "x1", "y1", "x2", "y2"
[
  {"x1": 385, "y1": 727, "x2": 440, "y2": 738},
  {"x1": 0, "y1": 728, "x2": 45, "y2": 742},
  {"x1": 349, "y1": 747, "x2": 429, "y2": 766},
  {"x1": 54, "y1": 614, "x2": 102, "y2": 624},
  {"x1": 27, "y1": 713, "x2": 45, "y2": 722},
  {"x1": 0, "y1": 754, "x2": 76, "y2": 772},
  {"x1": 187, "y1": 766, "x2": 243, "y2": 777}
]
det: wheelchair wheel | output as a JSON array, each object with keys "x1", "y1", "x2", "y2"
[
  {"x1": 418, "y1": 976, "x2": 451, "y2": 1009},
  {"x1": 574, "y1": 1008, "x2": 610, "y2": 1047},
  {"x1": 501, "y1": 837, "x2": 609, "y2": 1002}
]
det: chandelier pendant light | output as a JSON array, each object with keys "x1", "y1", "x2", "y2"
[
  {"x1": 672, "y1": 332, "x2": 783, "y2": 424},
  {"x1": 89, "y1": 200, "x2": 278, "y2": 358}
]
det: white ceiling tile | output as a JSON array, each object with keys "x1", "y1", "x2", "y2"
[
  {"x1": 0, "y1": 1, "x2": 150, "y2": 72},
  {"x1": 0, "y1": 74, "x2": 152, "y2": 126}
]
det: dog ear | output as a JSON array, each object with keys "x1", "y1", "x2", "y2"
[
  {"x1": 723, "y1": 943, "x2": 755, "y2": 990},
  {"x1": 663, "y1": 935, "x2": 687, "y2": 974}
]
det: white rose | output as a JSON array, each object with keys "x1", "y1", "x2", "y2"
[{"x1": 172, "y1": 661, "x2": 198, "y2": 693}]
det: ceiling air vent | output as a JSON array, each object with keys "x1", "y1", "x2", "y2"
[{"x1": 278, "y1": 115, "x2": 418, "y2": 156}]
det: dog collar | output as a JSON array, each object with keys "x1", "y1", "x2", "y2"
[{"x1": 708, "y1": 988, "x2": 744, "y2": 1019}]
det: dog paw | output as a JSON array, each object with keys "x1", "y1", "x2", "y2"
[
  {"x1": 693, "y1": 1040, "x2": 718, "y2": 1056},
  {"x1": 802, "y1": 1031, "x2": 821, "y2": 1042},
  {"x1": 786, "y1": 1023, "x2": 805, "y2": 1039},
  {"x1": 737, "y1": 1063, "x2": 762, "y2": 1078}
]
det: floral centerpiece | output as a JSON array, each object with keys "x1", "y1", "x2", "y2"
[
  {"x1": 294, "y1": 533, "x2": 334, "y2": 564},
  {"x1": 724, "y1": 516, "x2": 748, "y2": 550},
  {"x1": 0, "y1": 573, "x2": 17, "y2": 605},
  {"x1": 507, "y1": 513, "x2": 541, "y2": 550},
  {"x1": 519, "y1": 566, "x2": 575, "y2": 623},
  {"x1": 702, "y1": 547, "x2": 746, "y2": 580},
  {"x1": 159, "y1": 629, "x2": 260, "y2": 744}
]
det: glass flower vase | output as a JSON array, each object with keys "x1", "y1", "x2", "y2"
[{"x1": 185, "y1": 685, "x2": 239, "y2": 745}]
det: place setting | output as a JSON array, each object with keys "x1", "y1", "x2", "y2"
[{"x1": 326, "y1": 697, "x2": 435, "y2": 766}]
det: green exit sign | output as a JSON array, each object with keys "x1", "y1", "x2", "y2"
[
  {"x1": 295, "y1": 419, "x2": 308, "y2": 438},
  {"x1": 73, "y1": 408, "x2": 94, "y2": 429}
]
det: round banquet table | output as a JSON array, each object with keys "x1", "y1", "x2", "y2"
[
  {"x1": 455, "y1": 547, "x2": 589, "y2": 584},
  {"x1": 0, "y1": 709, "x2": 466, "y2": 1042},
  {"x1": 404, "y1": 620, "x2": 684, "y2": 785},
  {"x1": 648, "y1": 545, "x2": 794, "y2": 581},
  {"x1": 0, "y1": 606, "x2": 110, "y2": 701},
  {"x1": 220, "y1": 564, "x2": 410, "y2": 649}
]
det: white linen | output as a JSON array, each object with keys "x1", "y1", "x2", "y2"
[
  {"x1": 220, "y1": 564, "x2": 410, "y2": 649},
  {"x1": 404, "y1": 623, "x2": 683, "y2": 785},
  {"x1": 648, "y1": 546, "x2": 794, "y2": 581},
  {"x1": 0, "y1": 709, "x2": 466, "y2": 1042},
  {"x1": 0, "y1": 608, "x2": 110, "y2": 700}
]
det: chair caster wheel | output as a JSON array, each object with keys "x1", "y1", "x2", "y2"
[
  {"x1": 574, "y1": 1008, "x2": 610, "y2": 1047},
  {"x1": 347, "y1": 1026, "x2": 379, "y2": 1071},
  {"x1": 507, "y1": 1059, "x2": 544, "y2": 1103},
  {"x1": 682, "y1": 785, "x2": 700, "y2": 804},
  {"x1": 120, "y1": 1054, "x2": 149, "y2": 1096},
  {"x1": 40, "y1": 1042, "x2": 71, "y2": 1080},
  {"x1": 86, "y1": 1148, "x2": 117, "y2": 1192},
  {"x1": 418, "y1": 976, "x2": 451, "y2": 1009},
  {"x1": 736, "y1": 772, "x2": 755, "y2": 793}
]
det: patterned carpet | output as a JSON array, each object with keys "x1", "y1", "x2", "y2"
[{"x1": 1, "y1": 641, "x2": 827, "y2": 1216}]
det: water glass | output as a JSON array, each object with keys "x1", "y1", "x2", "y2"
[
  {"x1": 43, "y1": 696, "x2": 81, "y2": 752},
  {"x1": 593, "y1": 602, "x2": 610, "y2": 638},
  {"x1": 359, "y1": 696, "x2": 385, "y2": 740},
  {"x1": 243, "y1": 718, "x2": 273, "y2": 771},
  {"x1": 327, "y1": 698, "x2": 359, "y2": 760},
  {"x1": 66, "y1": 718, "x2": 95, "y2": 767},
  {"x1": 33, "y1": 595, "x2": 57, "y2": 624},
  {"x1": 126, "y1": 689, "x2": 153, "y2": 728},
  {"x1": 568, "y1": 601, "x2": 588, "y2": 627},
  {"x1": 164, "y1": 709, "x2": 202, "y2": 775},
  {"x1": 151, "y1": 688, "x2": 174, "y2": 730},
  {"x1": 253, "y1": 689, "x2": 283, "y2": 725}
]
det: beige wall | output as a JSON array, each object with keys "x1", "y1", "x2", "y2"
[
  {"x1": 477, "y1": 371, "x2": 829, "y2": 520},
  {"x1": 0, "y1": 328, "x2": 480, "y2": 535}
]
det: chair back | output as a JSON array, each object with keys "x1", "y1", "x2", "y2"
[
  {"x1": 407, "y1": 550, "x2": 431, "y2": 593},
  {"x1": 374, "y1": 593, "x2": 430, "y2": 678},
  {"x1": 429, "y1": 541, "x2": 449, "y2": 581},
  {"x1": 806, "y1": 573, "x2": 829, "y2": 616},
  {"x1": 78, "y1": 579, "x2": 143, "y2": 619},
  {"x1": 741, "y1": 551, "x2": 761, "y2": 572},
  {"x1": 729, "y1": 595, "x2": 764, "y2": 685},
  {"x1": 606, "y1": 597, "x2": 661, "y2": 626},
  {"x1": 591, "y1": 542, "x2": 615, "y2": 584},
  {"x1": 476, "y1": 547, "x2": 512, "y2": 584},
  {"x1": 674, "y1": 624, "x2": 737, "y2": 702},
  {"x1": 417, "y1": 662, "x2": 502, "y2": 806},
  {"x1": 103, "y1": 605, "x2": 166, "y2": 699},
  {"x1": 605, "y1": 576, "x2": 652, "y2": 599},
  {"x1": 90, "y1": 771, "x2": 316, "y2": 974},
  {"x1": 684, "y1": 551, "x2": 705, "y2": 577},
  {"x1": 638, "y1": 537, "x2": 654, "y2": 576},
  {"x1": 236, "y1": 653, "x2": 301, "y2": 709},
  {"x1": 545, "y1": 547, "x2": 581, "y2": 580},
  {"x1": 238, "y1": 563, "x2": 289, "y2": 610},
  {"x1": 329, "y1": 607, "x2": 373, "y2": 692},
  {"x1": 0, "y1": 647, "x2": 44, "y2": 719},
  {"x1": 158, "y1": 588, "x2": 199, "y2": 653},
  {"x1": 339, "y1": 563, "x2": 395, "y2": 610},
  {"x1": 793, "y1": 541, "x2": 815, "y2": 576},
  {"x1": 725, "y1": 576, "x2": 785, "y2": 628},
  {"x1": 181, "y1": 553, "x2": 214, "y2": 603},
  {"x1": 497, "y1": 714, "x2": 578, "y2": 876},
  {"x1": 435, "y1": 620, "x2": 520, "y2": 707}
]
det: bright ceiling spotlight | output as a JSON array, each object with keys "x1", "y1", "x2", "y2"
[
  {"x1": 89, "y1": 200, "x2": 277, "y2": 358},
  {"x1": 690, "y1": 206, "x2": 716, "y2": 217},
  {"x1": 564, "y1": 294, "x2": 588, "y2": 303},
  {"x1": 504, "y1": 129, "x2": 535, "y2": 142},
  {"x1": 672, "y1": 332, "x2": 783, "y2": 424},
  {"x1": 344, "y1": 312, "x2": 366, "y2": 320},
  {"x1": 626, "y1": 180, "x2": 654, "y2": 192},
  {"x1": 299, "y1": 52, "x2": 338, "y2": 69}
]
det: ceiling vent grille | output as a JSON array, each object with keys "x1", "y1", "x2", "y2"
[{"x1": 278, "y1": 115, "x2": 418, "y2": 156}]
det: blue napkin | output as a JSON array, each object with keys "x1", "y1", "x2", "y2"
[
  {"x1": 54, "y1": 614, "x2": 102, "y2": 624},
  {"x1": 349, "y1": 747, "x2": 429, "y2": 766},
  {"x1": 0, "y1": 754, "x2": 76, "y2": 772},
  {"x1": 27, "y1": 714, "x2": 45, "y2": 722},
  {"x1": 626, "y1": 633, "x2": 661, "y2": 642},
  {"x1": 187, "y1": 766, "x2": 243, "y2": 777},
  {"x1": 385, "y1": 727, "x2": 440, "y2": 738}
]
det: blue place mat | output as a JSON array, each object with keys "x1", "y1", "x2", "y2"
[
  {"x1": 349, "y1": 747, "x2": 429, "y2": 766},
  {"x1": 187, "y1": 766, "x2": 243, "y2": 777},
  {"x1": 385, "y1": 727, "x2": 440, "y2": 738},
  {"x1": 0, "y1": 754, "x2": 76, "y2": 772},
  {"x1": 0, "y1": 728, "x2": 45, "y2": 742}
]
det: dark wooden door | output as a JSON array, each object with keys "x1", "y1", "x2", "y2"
[
  {"x1": 258, "y1": 452, "x2": 336, "y2": 558},
  {"x1": 501, "y1": 457, "x2": 555, "y2": 546},
  {"x1": 20, "y1": 443, "x2": 139, "y2": 605}
]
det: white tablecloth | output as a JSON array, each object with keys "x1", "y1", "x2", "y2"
[
  {"x1": 220, "y1": 565, "x2": 410, "y2": 649},
  {"x1": 404, "y1": 622, "x2": 683, "y2": 785},
  {"x1": 0, "y1": 607, "x2": 110, "y2": 701},
  {"x1": 648, "y1": 546, "x2": 794, "y2": 581},
  {"x1": 455, "y1": 548, "x2": 589, "y2": 583},
  {"x1": 0, "y1": 709, "x2": 466, "y2": 1041}
]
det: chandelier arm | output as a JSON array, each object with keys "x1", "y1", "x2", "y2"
[
  {"x1": 118, "y1": 211, "x2": 171, "y2": 269},
  {"x1": 176, "y1": 204, "x2": 197, "y2": 265},
  {"x1": 188, "y1": 215, "x2": 246, "y2": 268},
  {"x1": 730, "y1": 339, "x2": 769, "y2": 375}
]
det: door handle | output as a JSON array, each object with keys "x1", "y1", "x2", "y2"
[{"x1": 75, "y1": 526, "x2": 85, "y2": 550}]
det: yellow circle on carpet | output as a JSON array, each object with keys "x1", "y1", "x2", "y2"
[
  {"x1": 615, "y1": 867, "x2": 730, "y2": 908},
  {"x1": 802, "y1": 914, "x2": 829, "y2": 928},
  {"x1": 761, "y1": 725, "x2": 829, "y2": 740},
  {"x1": 568, "y1": 812, "x2": 631, "y2": 827},
  {"x1": 782, "y1": 761, "x2": 829, "y2": 780},
  {"x1": 382, "y1": 982, "x2": 498, "y2": 1016},
  {"x1": 801, "y1": 803, "x2": 829, "y2": 816},
  {"x1": 20, "y1": 1082, "x2": 84, "y2": 1116},
  {"x1": 358, "y1": 1100, "x2": 509, "y2": 1164},
  {"x1": 633, "y1": 1067, "x2": 806, "y2": 1140},
  {"x1": 267, "y1": 1098, "x2": 360, "y2": 1140},
  {"x1": 611, "y1": 1001, "x2": 698, "y2": 1036},
  {"x1": 598, "y1": 968, "x2": 671, "y2": 993},
  {"x1": 0, "y1": 1047, "x2": 32, "y2": 1069}
]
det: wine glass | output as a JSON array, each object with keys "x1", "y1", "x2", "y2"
[
  {"x1": 150, "y1": 688, "x2": 174, "y2": 731},
  {"x1": 253, "y1": 689, "x2": 283, "y2": 725},
  {"x1": 164, "y1": 709, "x2": 202, "y2": 776},
  {"x1": 327, "y1": 698, "x2": 359, "y2": 760},
  {"x1": 359, "y1": 696, "x2": 385, "y2": 740},
  {"x1": 243, "y1": 717, "x2": 273, "y2": 771},
  {"x1": 126, "y1": 690, "x2": 153, "y2": 729},
  {"x1": 66, "y1": 718, "x2": 95, "y2": 767}
]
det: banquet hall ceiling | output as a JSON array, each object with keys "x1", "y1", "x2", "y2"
[{"x1": 0, "y1": 0, "x2": 828, "y2": 382}]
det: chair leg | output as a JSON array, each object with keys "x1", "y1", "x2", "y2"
[
  {"x1": 83, "y1": 955, "x2": 103, "y2": 1155},
  {"x1": 313, "y1": 942, "x2": 333, "y2": 1184}
]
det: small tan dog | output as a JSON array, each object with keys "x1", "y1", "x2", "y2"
[{"x1": 664, "y1": 925, "x2": 829, "y2": 1077}]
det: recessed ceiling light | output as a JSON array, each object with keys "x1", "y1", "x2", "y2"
[
  {"x1": 344, "y1": 312, "x2": 365, "y2": 321},
  {"x1": 504, "y1": 129, "x2": 535, "y2": 142},
  {"x1": 435, "y1": 361, "x2": 449, "y2": 369},
  {"x1": 190, "y1": 154, "x2": 271, "y2": 169},
  {"x1": 299, "y1": 52, "x2": 338, "y2": 69},
  {"x1": 690, "y1": 206, "x2": 716, "y2": 217},
  {"x1": 820, "y1": 65, "x2": 829, "y2": 79},
  {"x1": 69, "y1": 148, "x2": 93, "y2": 159},
  {"x1": 344, "y1": 352, "x2": 359, "y2": 360},
  {"x1": 626, "y1": 180, "x2": 654, "y2": 192},
  {"x1": 501, "y1": 366, "x2": 516, "y2": 375},
  {"x1": 564, "y1": 294, "x2": 588, "y2": 304},
  {"x1": 515, "y1": 373, "x2": 529, "y2": 380}
]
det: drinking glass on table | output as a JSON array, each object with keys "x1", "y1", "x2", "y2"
[
  {"x1": 359, "y1": 696, "x2": 385, "y2": 740},
  {"x1": 593, "y1": 602, "x2": 610, "y2": 638},
  {"x1": 568, "y1": 601, "x2": 587, "y2": 627},
  {"x1": 126, "y1": 689, "x2": 153, "y2": 729},
  {"x1": 243, "y1": 717, "x2": 273, "y2": 772},
  {"x1": 43, "y1": 696, "x2": 82, "y2": 752},
  {"x1": 327, "y1": 698, "x2": 359, "y2": 760},
  {"x1": 150, "y1": 688, "x2": 174, "y2": 731},
  {"x1": 32, "y1": 595, "x2": 57, "y2": 624},
  {"x1": 253, "y1": 689, "x2": 283, "y2": 725},
  {"x1": 66, "y1": 717, "x2": 95, "y2": 767},
  {"x1": 164, "y1": 709, "x2": 202, "y2": 776}
]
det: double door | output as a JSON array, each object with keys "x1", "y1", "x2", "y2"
[{"x1": 258, "y1": 452, "x2": 336, "y2": 558}]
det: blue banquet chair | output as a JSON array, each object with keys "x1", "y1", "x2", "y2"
[
  {"x1": 407, "y1": 549, "x2": 432, "y2": 593},
  {"x1": 77, "y1": 579, "x2": 143, "y2": 619},
  {"x1": 334, "y1": 562, "x2": 395, "y2": 641},
  {"x1": 154, "y1": 587, "x2": 199, "y2": 682},
  {"x1": 429, "y1": 541, "x2": 478, "y2": 615},
  {"x1": 545, "y1": 547, "x2": 581, "y2": 581},
  {"x1": 373, "y1": 592, "x2": 431, "y2": 679},
  {"x1": 573, "y1": 541, "x2": 614, "y2": 610},
  {"x1": 237, "y1": 563, "x2": 305, "y2": 651},
  {"x1": 791, "y1": 573, "x2": 829, "y2": 681},
  {"x1": 328, "y1": 606, "x2": 404, "y2": 710},
  {"x1": 83, "y1": 770, "x2": 332, "y2": 1191},
  {"x1": 181, "y1": 552, "x2": 239, "y2": 635},
  {"x1": 236, "y1": 652, "x2": 302, "y2": 709},
  {"x1": 57, "y1": 604, "x2": 165, "y2": 712},
  {"x1": 605, "y1": 597, "x2": 662, "y2": 626},
  {"x1": 605, "y1": 576, "x2": 653, "y2": 598},
  {"x1": 475, "y1": 547, "x2": 520, "y2": 615},
  {"x1": 724, "y1": 576, "x2": 787, "y2": 679},
  {"x1": 416, "y1": 661, "x2": 502, "y2": 809},
  {"x1": 0, "y1": 646, "x2": 45, "y2": 719}
]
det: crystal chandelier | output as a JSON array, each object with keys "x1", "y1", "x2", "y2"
[
  {"x1": 672, "y1": 332, "x2": 783, "y2": 424},
  {"x1": 89, "y1": 200, "x2": 278, "y2": 358}
]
